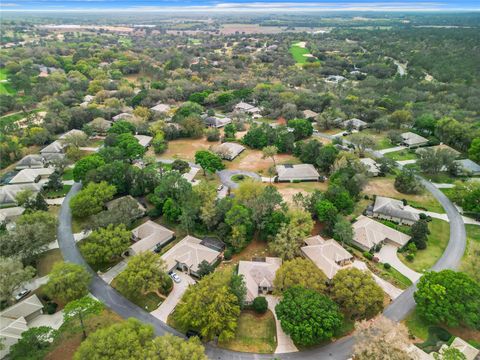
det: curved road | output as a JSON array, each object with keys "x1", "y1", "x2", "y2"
[
  {"x1": 57, "y1": 179, "x2": 466, "y2": 360},
  {"x1": 217, "y1": 169, "x2": 262, "y2": 189}
]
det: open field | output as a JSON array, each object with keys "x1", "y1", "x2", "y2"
[
  {"x1": 289, "y1": 42, "x2": 317, "y2": 64},
  {"x1": 220, "y1": 24, "x2": 329, "y2": 35},
  {"x1": 219, "y1": 310, "x2": 277, "y2": 353},
  {"x1": 461, "y1": 225, "x2": 480, "y2": 280},
  {"x1": 227, "y1": 149, "x2": 300, "y2": 174},
  {"x1": 385, "y1": 149, "x2": 418, "y2": 161},
  {"x1": 0, "y1": 68, "x2": 15, "y2": 95},
  {"x1": 363, "y1": 177, "x2": 444, "y2": 213},
  {"x1": 273, "y1": 181, "x2": 329, "y2": 204},
  {"x1": 36, "y1": 249, "x2": 63, "y2": 277},
  {"x1": 399, "y1": 219, "x2": 450, "y2": 273},
  {"x1": 157, "y1": 137, "x2": 212, "y2": 162}
]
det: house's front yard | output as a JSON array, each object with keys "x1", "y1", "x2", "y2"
[
  {"x1": 110, "y1": 277, "x2": 164, "y2": 312},
  {"x1": 384, "y1": 149, "x2": 418, "y2": 161},
  {"x1": 218, "y1": 310, "x2": 277, "y2": 353},
  {"x1": 399, "y1": 219, "x2": 450, "y2": 273},
  {"x1": 36, "y1": 249, "x2": 63, "y2": 277}
]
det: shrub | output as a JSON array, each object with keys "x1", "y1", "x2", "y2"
[
  {"x1": 406, "y1": 253, "x2": 415, "y2": 262},
  {"x1": 224, "y1": 248, "x2": 233, "y2": 260},
  {"x1": 41, "y1": 295, "x2": 51, "y2": 302},
  {"x1": 419, "y1": 213, "x2": 427, "y2": 220},
  {"x1": 363, "y1": 252, "x2": 373, "y2": 260},
  {"x1": 45, "y1": 302, "x2": 58, "y2": 314},
  {"x1": 147, "y1": 207, "x2": 162, "y2": 218},
  {"x1": 383, "y1": 263, "x2": 391, "y2": 270},
  {"x1": 252, "y1": 296, "x2": 268, "y2": 314}
]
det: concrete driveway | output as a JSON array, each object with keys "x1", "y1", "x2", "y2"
[
  {"x1": 377, "y1": 244, "x2": 421, "y2": 282},
  {"x1": 378, "y1": 146, "x2": 407, "y2": 154},
  {"x1": 150, "y1": 272, "x2": 196, "y2": 322},
  {"x1": 405, "y1": 205, "x2": 480, "y2": 226},
  {"x1": 265, "y1": 295, "x2": 298, "y2": 354},
  {"x1": 99, "y1": 259, "x2": 128, "y2": 285},
  {"x1": 217, "y1": 170, "x2": 261, "y2": 189},
  {"x1": 352, "y1": 260, "x2": 403, "y2": 300}
]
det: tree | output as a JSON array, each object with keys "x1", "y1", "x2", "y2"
[
  {"x1": 144, "y1": 333, "x2": 207, "y2": 360},
  {"x1": 63, "y1": 296, "x2": 104, "y2": 339},
  {"x1": 333, "y1": 216, "x2": 354, "y2": 246},
  {"x1": 22, "y1": 192, "x2": 49, "y2": 212},
  {"x1": 274, "y1": 258, "x2": 327, "y2": 294},
  {"x1": 394, "y1": 168, "x2": 424, "y2": 194},
  {"x1": 294, "y1": 139, "x2": 323, "y2": 164},
  {"x1": 0, "y1": 257, "x2": 35, "y2": 302},
  {"x1": 116, "y1": 252, "x2": 172, "y2": 299},
  {"x1": 194, "y1": 150, "x2": 224, "y2": 175},
  {"x1": 9, "y1": 326, "x2": 58, "y2": 360},
  {"x1": 0, "y1": 211, "x2": 57, "y2": 262},
  {"x1": 152, "y1": 132, "x2": 168, "y2": 154},
  {"x1": 229, "y1": 272, "x2": 247, "y2": 310},
  {"x1": 225, "y1": 203, "x2": 253, "y2": 251},
  {"x1": 353, "y1": 316, "x2": 411, "y2": 360},
  {"x1": 348, "y1": 133, "x2": 376, "y2": 157},
  {"x1": 197, "y1": 260, "x2": 215, "y2": 278},
  {"x1": 92, "y1": 196, "x2": 146, "y2": 229},
  {"x1": 287, "y1": 118, "x2": 313, "y2": 140},
  {"x1": 315, "y1": 199, "x2": 338, "y2": 234},
  {"x1": 450, "y1": 182, "x2": 480, "y2": 215},
  {"x1": 193, "y1": 181, "x2": 217, "y2": 229},
  {"x1": 70, "y1": 181, "x2": 116, "y2": 218},
  {"x1": 468, "y1": 138, "x2": 480, "y2": 162},
  {"x1": 316, "y1": 144, "x2": 339, "y2": 173},
  {"x1": 433, "y1": 347, "x2": 467, "y2": 360},
  {"x1": 223, "y1": 123, "x2": 237, "y2": 139},
  {"x1": 205, "y1": 127, "x2": 220, "y2": 142},
  {"x1": 163, "y1": 197, "x2": 182, "y2": 222},
  {"x1": 80, "y1": 224, "x2": 131, "y2": 265},
  {"x1": 262, "y1": 145, "x2": 278, "y2": 167},
  {"x1": 45, "y1": 170, "x2": 63, "y2": 191},
  {"x1": 331, "y1": 268, "x2": 384, "y2": 320},
  {"x1": 175, "y1": 270, "x2": 241, "y2": 341},
  {"x1": 74, "y1": 318, "x2": 154, "y2": 360},
  {"x1": 171, "y1": 159, "x2": 190, "y2": 174},
  {"x1": 389, "y1": 109, "x2": 413, "y2": 128},
  {"x1": 115, "y1": 133, "x2": 146, "y2": 160},
  {"x1": 44, "y1": 262, "x2": 91, "y2": 303},
  {"x1": 252, "y1": 296, "x2": 268, "y2": 314},
  {"x1": 414, "y1": 270, "x2": 480, "y2": 329},
  {"x1": 417, "y1": 148, "x2": 457, "y2": 174},
  {"x1": 325, "y1": 185, "x2": 355, "y2": 215},
  {"x1": 410, "y1": 220, "x2": 430, "y2": 250},
  {"x1": 73, "y1": 154, "x2": 105, "y2": 182},
  {"x1": 275, "y1": 286, "x2": 343, "y2": 346},
  {"x1": 107, "y1": 120, "x2": 136, "y2": 135}
]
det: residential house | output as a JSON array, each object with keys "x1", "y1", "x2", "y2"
[
  {"x1": 0, "y1": 206, "x2": 25, "y2": 226},
  {"x1": 400, "y1": 132, "x2": 429, "y2": 148},
  {"x1": 112, "y1": 112, "x2": 134, "y2": 122},
  {"x1": 360, "y1": 157, "x2": 381, "y2": 176},
  {"x1": 234, "y1": 101, "x2": 261, "y2": 115},
  {"x1": 15, "y1": 155, "x2": 45, "y2": 170},
  {"x1": 161, "y1": 235, "x2": 223, "y2": 278},
  {"x1": 237, "y1": 257, "x2": 282, "y2": 304},
  {"x1": 41, "y1": 152, "x2": 66, "y2": 163},
  {"x1": 134, "y1": 134, "x2": 153, "y2": 148},
  {"x1": 325, "y1": 75, "x2": 347, "y2": 84},
  {"x1": 301, "y1": 235, "x2": 353, "y2": 279},
  {"x1": 59, "y1": 129, "x2": 86, "y2": 140},
  {"x1": 150, "y1": 103, "x2": 171, "y2": 115},
  {"x1": 105, "y1": 195, "x2": 146, "y2": 217},
  {"x1": 127, "y1": 220, "x2": 174, "y2": 256},
  {"x1": 0, "y1": 184, "x2": 42, "y2": 207},
  {"x1": 453, "y1": 159, "x2": 480, "y2": 176},
  {"x1": 415, "y1": 144, "x2": 460, "y2": 158},
  {"x1": 372, "y1": 196, "x2": 420, "y2": 225},
  {"x1": 276, "y1": 164, "x2": 320, "y2": 182},
  {"x1": 342, "y1": 118, "x2": 367, "y2": 130},
  {"x1": 212, "y1": 142, "x2": 245, "y2": 160},
  {"x1": 86, "y1": 118, "x2": 112, "y2": 135},
  {"x1": 203, "y1": 115, "x2": 232, "y2": 128},
  {"x1": 9, "y1": 168, "x2": 54, "y2": 186},
  {"x1": 302, "y1": 109, "x2": 318, "y2": 120},
  {"x1": 408, "y1": 337, "x2": 479, "y2": 360},
  {"x1": 40, "y1": 140, "x2": 67, "y2": 155},
  {"x1": 0, "y1": 295, "x2": 43, "y2": 359},
  {"x1": 352, "y1": 215, "x2": 411, "y2": 251}
]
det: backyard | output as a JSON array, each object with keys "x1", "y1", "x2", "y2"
[{"x1": 218, "y1": 310, "x2": 277, "y2": 353}]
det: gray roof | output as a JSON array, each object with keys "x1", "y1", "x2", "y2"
[
  {"x1": 454, "y1": 159, "x2": 480, "y2": 175},
  {"x1": 16, "y1": 155, "x2": 44, "y2": 170},
  {"x1": 203, "y1": 116, "x2": 232, "y2": 128},
  {"x1": 373, "y1": 196, "x2": 420, "y2": 222},
  {"x1": 40, "y1": 140, "x2": 67, "y2": 154},
  {"x1": 0, "y1": 184, "x2": 42, "y2": 205},
  {"x1": 401, "y1": 132, "x2": 428, "y2": 146},
  {"x1": 213, "y1": 142, "x2": 245, "y2": 160},
  {"x1": 342, "y1": 118, "x2": 367, "y2": 129},
  {"x1": 276, "y1": 164, "x2": 320, "y2": 181}
]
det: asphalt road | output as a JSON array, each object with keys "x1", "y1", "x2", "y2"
[
  {"x1": 57, "y1": 178, "x2": 466, "y2": 360},
  {"x1": 217, "y1": 169, "x2": 261, "y2": 189}
]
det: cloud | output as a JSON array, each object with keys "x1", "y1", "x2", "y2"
[{"x1": 0, "y1": 2, "x2": 20, "y2": 6}]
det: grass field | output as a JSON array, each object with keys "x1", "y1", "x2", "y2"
[
  {"x1": 0, "y1": 68, "x2": 15, "y2": 95},
  {"x1": 385, "y1": 149, "x2": 418, "y2": 161},
  {"x1": 461, "y1": 225, "x2": 480, "y2": 280},
  {"x1": 289, "y1": 42, "x2": 318, "y2": 65},
  {"x1": 219, "y1": 310, "x2": 277, "y2": 353},
  {"x1": 111, "y1": 278, "x2": 164, "y2": 312},
  {"x1": 399, "y1": 219, "x2": 450, "y2": 273},
  {"x1": 0, "y1": 109, "x2": 42, "y2": 129},
  {"x1": 36, "y1": 249, "x2": 63, "y2": 277}
]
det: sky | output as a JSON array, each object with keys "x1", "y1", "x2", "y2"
[{"x1": 1, "y1": 0, "x2": 479, "y2": 12}]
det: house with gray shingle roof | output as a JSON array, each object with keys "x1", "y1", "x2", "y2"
[
  {"x1": 40, "y1": 140, "x2": 67, "y2": 155},
  {"x1": 238, "y1": 257, "x2": 282, "y2": 304},
  {"x1": 15, "y1": 155, "x2": 45, "y2": 170},
  {"x1": 372, "y1": 196, "x2": 419, "y2": 225},
  {"x1": 203, "y1": 115, "x2": 232, "y2": 128},
  {"x1": 400, "y1": 132, "x2": 429, "y2": 148},
  {"x1": 212, "y1": 142, "x2": 245, "y2": 160},
  {"x1": 0, "y1": 183, "x2": 42, "y2": 207},
  {"x1": 453, "y1": 159, "x2": 480, "y2": 176},
  {"x1": 276, "y1": 164, "x2": 320, "y2": 182},
  {"x1": 342, "y1": 118, "x2": 367, "y2": 130}
]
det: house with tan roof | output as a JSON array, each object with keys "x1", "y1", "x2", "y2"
[
  {"x1": 234, "y1": 101, "x2": 261, "y2": 115},
  {"x1": 352, "y1": 215, "x2": 411, "y2": 251},
  {"x1": 302, "y1": 109, "x2": 318, "y2": 120},
  {"x1": 0, "y1": 295, "x2": 44, "y2": 359},
  {"x1": 212, "y1": 142, "x2": 245, "y2": 160},
  {"x1": 360, "y1": 157, "x2": 381, "y2": 176},
  {"x1": 150, "y1": 103, "x2": 171, "y2": 115},
  {"x1": 112, "y1": 112, "x2": 135, "y2": 122},
  {"x1": 301, "y1": 235, "x2": 353, "y2": 279},
  {"x1": 59, "y1": 129, "x2": 86, "y2": 140},
  {"x1": 276, "y1": 164, "x2": 320, "y2": 182},
  {"x1": 237, "y1": 257, "x2": 282, "y2": 304},
  {"x1": 400, "y1": 132, "x2": 429, "y2": 148},
  {"x1": 127, "y1": 220, "x2": 174, "y2": 256},
  {"x1": 40, "y1": 140, "x2": 67, "y2": 155},
  {"x1": 161, "y1": 235, "x2": 223, "y2": 278},
  {"x1": 134, "y1": 134, "x2": 153, "y2": 148},
  {"x1": 87, "y1": 118, "x2": 112, "y2": 134},
  {"x1": 9, "y1": 168, "x2": 54, "y2": 185},
  {"x1": 372, "y1": 196, "x2": 419, "y2": 225}
]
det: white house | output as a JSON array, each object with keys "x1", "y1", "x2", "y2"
[
  {"x1": 234, "y1": 101, "x2": 261, "y2": 115},
  {"x1": 134, "y1": 134, "x2": 153, "y2": 148},
  {"x1": 212, "y1": 142, "x2": 245, "y2": 160},
  {"x1": 276, "y1": 164, "x2": 320, "y2": 182}
]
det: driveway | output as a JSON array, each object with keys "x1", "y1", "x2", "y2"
[
  {"x1": 99, "y1": 260, "x2": 128, "y2": 285},
  {"x1": 150, "y1": 272, "x2": 196, "y2": 322},
  {"x1": 377, "y1": 244, "x2": 421, "y2": 283},
  {"x1": 396, "y1": 159, "x2": 417, "y2": 166},
  {"x1": 217, "y1": 170, "x2": 261, "y2": 189},
  {"x1": 352, "y1": 260, "x2": 403, "y2": 300},
  {"x1": 265, "y1": 295, "x2": 298, "y2": 354},
  {"x1": 378, "y1": 146, "x2": 406, "y2": 154},
  {"x1": 29, "y1": 310, "x2": 64, "y2": 329},
  {"x1": 405, "y1": 205, "x2": 480, "y2": 226}
]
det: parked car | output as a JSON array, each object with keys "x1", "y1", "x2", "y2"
[
  {"x1": 217, "y1": 184, "x2": 224, "y2": 192},
  {"x1": 15, "y1": 289, "x2": 31, "y2": 301},
  {"x1": 168, "y1": 271, "x2": 181, "y2": 283}
]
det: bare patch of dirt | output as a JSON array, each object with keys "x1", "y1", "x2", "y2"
[
  {"x1": 227, "y1": 150, "x2": 298, "y2": 174},
  {"x1": 158, "y1": 138, "x2": 214, "y2": 161}
]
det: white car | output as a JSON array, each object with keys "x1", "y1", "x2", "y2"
[
  {"x1": 15, "y1": 289, "x2": 31, "y2": 301},
  {"x1": 169, "y1": 271, "x2": 181, "y2": 283}
]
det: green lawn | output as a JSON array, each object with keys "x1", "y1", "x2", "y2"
[
  {"x1": 404, "y1": 309, "x2": 430, "y2": 340},
  {"x1": 44, "y1": 184, "x2": 72, "y2": 198},
  {"x1": 461, "y1": 225, "x2": 480, "y2": 281},
  {"x1": 219, "y1": 310, "x2": 277, "y2": 353},
  {"x1": 0, "y1": 109, "x2": 42, "y2": 129},
  {"x1": 399, "y1": 219, "x2": 450, "y2": 273},
  {"x1": 289, "y1": 43, "x2": 318, "y2": 64},
  {"x1": 111, "y1": 278, "x2": 164, "y2": 312},
  {"x1": 0, "y1": 68, "x2": 15, "y2": 95},
  {"x1": 36, "y1": 249, "x2": 63, "y2": 277},
  {"x1": 62, "y1": 168, "x2": 74, "y2": 181},
  {"x1": 0, "y1": 68, "x2": 7, "y2": 81},
  {"x1": 385, "y1": 150, "x2": 418, "y2": 161}
]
